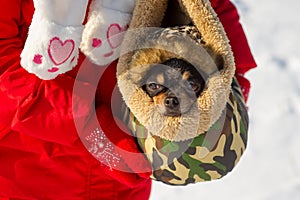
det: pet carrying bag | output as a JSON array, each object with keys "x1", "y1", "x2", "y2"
[{"x1": 117, "y1": 0, "x2": 249, "y2": 185}]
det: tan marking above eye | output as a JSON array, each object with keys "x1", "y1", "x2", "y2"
[
  {"x1": 182, "y1": 71, "x2": 190, "y2": 80},
  {"x1": 156, "y1": 73, "x2": 165, "y2": 85},
  {"x1": 153, "y1": 93, "x2": 166, "y2": 105}
]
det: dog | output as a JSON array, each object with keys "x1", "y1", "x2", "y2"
[{"x1": 142, "y1": 58, "x2": 206, "y2": 117}]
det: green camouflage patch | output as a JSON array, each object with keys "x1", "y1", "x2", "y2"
[{"x1": 131, "y1": 77, "x2": 249, "y2": 185}]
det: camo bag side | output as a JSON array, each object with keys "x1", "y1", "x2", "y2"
[{"x1": 131, "y1": 78, "x2": 248, "y2": 185}]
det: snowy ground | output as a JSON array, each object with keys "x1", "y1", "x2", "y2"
[{"x1": 150, "y1": 0, "x2": 300, "y2": 199}]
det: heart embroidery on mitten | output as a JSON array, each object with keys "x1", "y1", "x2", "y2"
[
  {"x1": 107, "y1": 24, "x2": 128, "y2": 49},
  {"x1": 92, "y1": 38, "x2": 102, "y2": 48},
  {"x1": 48, "y1": 37, "x2": 75, "y2": 66}
]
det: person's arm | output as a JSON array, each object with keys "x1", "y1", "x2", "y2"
[
  {"x1": 0, "y1": 0, "x2": 151, "y2": 188},
  {"x1": 210, "y1": 0, "x2": 257, "y2": 101},
  {"x1": 0, "y1": 0, "x2": 26, "y2": 132},
  {"x1": 0, "y1": 0, "x2": 23, "y2": 67}
]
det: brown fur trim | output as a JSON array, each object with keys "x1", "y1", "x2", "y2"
[
  {"x1": 130, "y1": 0, "x2": 168, "y2": 28},
  {"x1": 117, "y1": 0, "x2": 168, "y2": 77}
]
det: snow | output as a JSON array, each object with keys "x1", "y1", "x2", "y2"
[{"x1": 150, "y1": 0, "x2": 300, "y2": 199}]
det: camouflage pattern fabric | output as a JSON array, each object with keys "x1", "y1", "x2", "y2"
[{"x1": 130, "y1": 78, "x2": 248, "y2": 185}]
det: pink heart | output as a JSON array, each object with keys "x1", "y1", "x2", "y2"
[
  {"x1": 107, "y1": 24, "x2": 128, "y2": 49},
  {"x1": 92, "y1": 38, "x2": 102, "y2": 48},
  {"x1": 48, "y1": 37, "x2": 75, "y2": 66}
]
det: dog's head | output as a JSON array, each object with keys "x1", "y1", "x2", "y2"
[{"x1": 142, "y1": 58, "x2": 206, "y2": 117}]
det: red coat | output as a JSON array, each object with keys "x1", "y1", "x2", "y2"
[{"x1": 0, "y1": 0, "x2": 256, "y2": 199}]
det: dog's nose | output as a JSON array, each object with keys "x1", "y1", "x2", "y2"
[{"x1": 165, "y1": 97, "x2": 180, "y2": 108}]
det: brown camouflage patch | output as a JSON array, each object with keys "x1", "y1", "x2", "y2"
[{"x1": 134, "y1": 77, "x2": 249, "y2": 185}]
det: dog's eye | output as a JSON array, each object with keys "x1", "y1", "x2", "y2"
[
  {"x1": 148, "y1": 83, "x2": 162, "y2": 91},
  {"x1": 189, "y1": 81, "x2": 200, "y2": 92}
]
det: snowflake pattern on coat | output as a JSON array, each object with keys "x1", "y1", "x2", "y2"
[{"x1": 86, "y1": 128, "x2": 121, "y2": 170}]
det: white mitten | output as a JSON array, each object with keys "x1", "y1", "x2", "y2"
[
  {"x1": 80, "y1": 0, "x2": 135, "y2": 66},
  {"x1": 20, "y1": 0, "x2": 89, "y2": 80}
]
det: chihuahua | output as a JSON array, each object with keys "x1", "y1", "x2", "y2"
[{"x1": 142, "y1": 58, "x2": 206, "y2": 117}]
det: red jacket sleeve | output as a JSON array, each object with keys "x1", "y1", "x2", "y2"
[
  {"x1": 0, "y1": 0, "x2": 25, "y2": 135},
  {"x1": 0, "y1": 1, "x2": 150, "y2": 192},
  {"x1": 210, "y1": 0, "x2": 257, "y2": 101},
  {"x1": 0, "y1": 0, "x2": 94, "y2": 146},
  {"x1": 0, "y1": 0, "x2": 23, "y2": 67}
]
